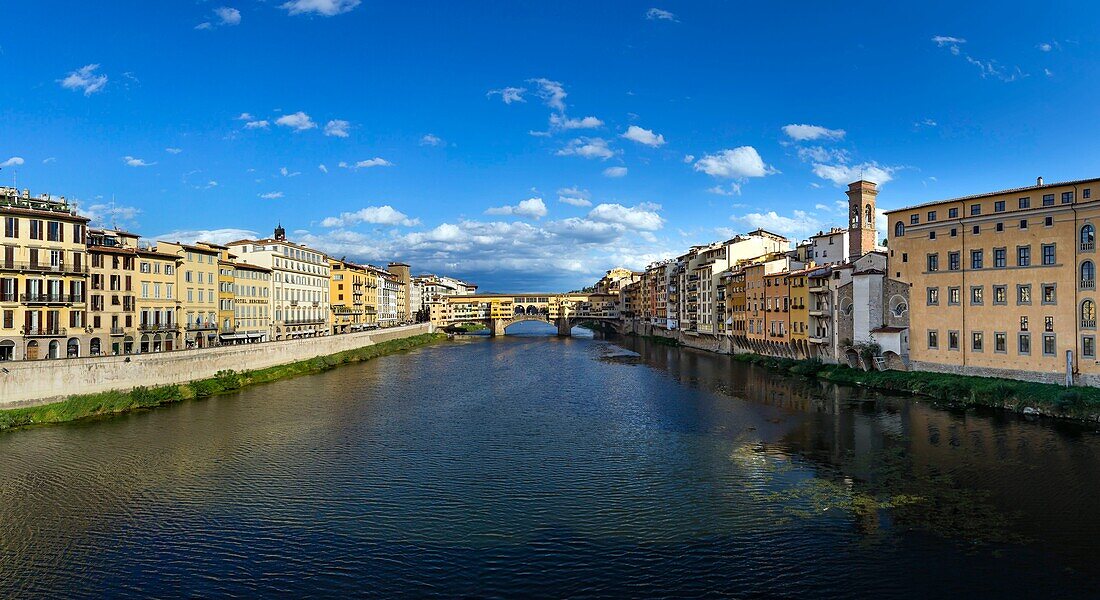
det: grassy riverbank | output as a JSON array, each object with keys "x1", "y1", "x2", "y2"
[
  {"x1": 732, "y1": 353, "x2": 1100, "y2": 420},
  {"x1": 0, "y1": 332, "x2": 447, "y2": 432}
]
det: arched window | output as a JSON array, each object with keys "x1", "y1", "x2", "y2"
[
  {"x1": 893, "y1": 302, "x2": 908, "y2": 317},
  {"x1": 894, "y1": 222, "x2": 905, "y2": 237},
  {"x1": 1082, "y1": 260, "x2": 1095, "y2": 288},
  {"x1": 1082, "y1": 224, "x2": 1095, "y2": 250},
  {"x1": 865, "y1": 204, "x2": 873, "y2": 227},
  {"x1": 1082, "y1": 299, "x2": 1096, "y2": 327}
]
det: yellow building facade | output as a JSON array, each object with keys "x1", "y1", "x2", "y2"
[{"x1": 135, "y1": 247, "x2": 181, "y2": 353}]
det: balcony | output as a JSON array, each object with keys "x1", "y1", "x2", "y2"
[
  {"x1": 1083, "y1": 242, "x2": 1096, "y2": 251},
  {"x1": 1082, "y1": 279, "x2": 1095, "y2": 290},
  {"x1": 186, "y1": 322, "x2": 217, "y2": 331},
  {"x1": 809, "y1": 309, "x2": 829, "y2": 317},
  {"x1": 808, "y1": 335, "x2": 827, "y2": 344},
  {"x1": 1083, "y1": 320, "x2": 1097, "y2": 329},
  {"x1": 284, "y1": 318, "x2": 326, "y2": 326},
  {"x1": 20, "y1": 293, "x2": 82, "y2": 305},
  {"x1": 110, "y1": 326, "x2": 127, "y2": 336},
  {"x1": 0, "y1": 261, "x2": 88, "y2": 275},
  {"x1": 22, "y1": 326, "x2": 66, "y2": 337},
  {"x1": 140, "y1": 322, "x2": 177, "y2": 332},
  {"x1": 809, "y1": 285, "x2": 827, "y2": 293}
]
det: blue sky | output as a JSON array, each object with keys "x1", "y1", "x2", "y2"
[{"x1": 2, "y1": 1, "x2": 1098, "y2": 291}]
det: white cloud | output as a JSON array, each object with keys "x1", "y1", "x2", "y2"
[
  {"x1": 587, "y1": 203, "x2": 664, "y2": 231},
  {"x1": 914, "y1": 118, "x2": 937, "y2": 128},
  {"x1": 236, "y1": 112, "x2": 255, "y2": 120},
  {"x1": 0, "y1": 157, "x2": 25, "y2": 168},
  {"x1": 320, "y1": 205, "x2": 420, "y2": 228},
  {"x1": 1045, "y1": 68, "x2": 1054, "y2": 78},
  {"x1": 782, "y1": 124, "x2": 845, "y2": 141},
  {"x1": 528, "y1": 78, "x2": 567, "y2": 112},
  {"x1": 1038, "y1": 42, "x2": 1052, "y2": 52},
  {"x1": 215, "y1": 7, "x2": 241, "y2": 25},
  {"x1": 42, "y1": 157, "x2": 56, "y2": 164},
  {"x1": 485, "y1": 197, "x2": 548, "y2": 220},
  {"x1": 621, "y1": 125, "x2": 666, "y2": 147},
  {"x1": 549, "y1": 114, "x2": 604, "y2": 130},
  {"x1": 932, "y1": 35, "x2": 1024, "y2": 82},
  {"x1": 340, "y1": 158, "x2": 394, "y2": 169},
  {"x1": 812, "y1": 161, "x2": 898, "y2": 186},
  {"x1": 275, "y1": 111, "x2": 316, "y2": 131},
  {"x1": 318, "y1": 164, "x2": 329, "y2": 173},
  {"x1": 122, "y1": 156, "x2": 154, "y2": 167},
  {"x1": 155, "y1": 228, "x2": 259, "y2": 245},
  {"x1": 244, "y1": 120, "x2": 269, "y2": 129},
  {"x1": 682, "y1": 154, "x2": 694, "y2": 163},
  {"x1": 707, "y1": 183, "x2": 741, "y2": 196},
  {"x1": 556, "y1": 137, "x2": 615, "y2": 160},
  {"x1": 195, "y1": 22, "x2": 213, "y2": 30},
  {"x1": 693, "y1": 147, "x2": 775, "y2": 178},
  {"x1": 603, "y1": 166, "x2": 628, "y2": 178},
  {"x1": 645, "y1": 8, "x2": 677, "y2": 21},
  {"x1": 165, "y1": 147, "x2": 182, "y2": 154},
  {"x1": 420, "y1": 133, "x2": 444, "y2": 146},
  {"x1": 281, "y1": 0, "x2": 360, "y2": 16},
  {"x1": 59, "y1": 64, "x2": 108, "y2": 96},
  {"x1": 557, "y1": 187, "x2": 593, "y2": 207},
  {"x1": 796, "y1": 145, "x2": 849, "y2": 164},
  {"x1": 83, "y1": 202, "x2": 141, "y2": 227},
  {"x1": 324, "y1": 119, "x2": 350, "y2": 137},
  {"x1": 731, "y1": 210, "x2": 823, "y2": 240},
  {"x1": 279, "y1": 166, "x2": 301, "y2": 177},
  {"x1": 487, "y1": 86, "x2": 526, "y2": 104},
  {"x1": 259, "y1": 192, "x2": 284, "y2": 199}
]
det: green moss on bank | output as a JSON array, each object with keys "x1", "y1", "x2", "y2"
[
  {"x1": 732, "y1": 353, "x2": 1100, "y2": 420},
  {"x1": 0, "y1": 332, "x2": 447, "y2": 432}
]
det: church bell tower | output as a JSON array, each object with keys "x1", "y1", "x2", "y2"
[{"x1": 846, "y1": 180, "x2": 878, "y2": 260}]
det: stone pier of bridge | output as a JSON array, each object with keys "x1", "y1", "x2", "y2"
[{"x1": 487, "y1": 317, "x2": 574, "y2": 337}]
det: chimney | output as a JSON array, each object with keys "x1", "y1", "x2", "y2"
[{"x1": 1037, "y1": 176, "x2": 1044, "y2": 186}]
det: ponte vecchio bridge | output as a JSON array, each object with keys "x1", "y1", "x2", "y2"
[{"x1": 430, "y1": 293, "x2": 620, "y2": 336}]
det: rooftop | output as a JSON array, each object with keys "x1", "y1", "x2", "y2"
[{"x1": 883, "y1": 176, "x2": 1100, "y2": 214}]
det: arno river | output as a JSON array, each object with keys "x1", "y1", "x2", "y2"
[{"x1": 2, "y1": 322, "x2": 1100, "y2": 598}]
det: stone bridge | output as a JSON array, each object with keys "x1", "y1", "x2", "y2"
[{"x1": 430, "y1": 293, "x2": 619, "y2": 336}]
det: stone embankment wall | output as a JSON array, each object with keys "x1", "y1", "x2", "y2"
[{"x1": 0, "y1": 323, "x2": 433, "y2": 407}]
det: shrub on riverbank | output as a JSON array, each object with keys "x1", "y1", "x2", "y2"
[
  {"x1": 0, "y1": 332, "x2": 447, "y2": 432},
  {"x1": 732, "y1": 352, "x2": 1100, "y2": 419}
]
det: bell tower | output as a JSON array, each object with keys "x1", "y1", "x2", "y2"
[
  {"x1": 274, "y1": 222, "x2": 286, "y2": 241},
  {"x1": 846, "y1": 180, "x2": 878, "y2": 260}
]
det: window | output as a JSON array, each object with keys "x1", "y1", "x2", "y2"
[
  {"x1": 971, "y1": 249, "x2": 983, "y2": 269},
  {"x1": 3, "y1": 217, "x2": 16, "y2": 238},
  {"x1": 1082, "y1": 260, "x2": 1095, "y2": 288},
  {"x1": 1043, "y1": 194, "x2": 1055, "y2": 207},
  {"x1": 928, "y1": 211, "x2": 937, "y2": 222},
  {"x1": 910, "y1": 214, "x2": 919, "y2": 225},
  {"x1": 1020, "y1": 316, "x2": 1029, "y2": 331},
  {"x1": 949, "y1": 208, "x2": 959, "y2": 218},
  {"x1": 929, "y1": 231, "x2": 936, "y2": 240},
  {"x1": 1086, "y1": 189, "x2": 1092, "y2": 199},
  {"x1": 948, "y1": 331, "x2": 960, "y2": 350},
  {"x1": 1020, "y1": 219, "x2": 1029, "y2": 230},
  {"x1": 972, "y1": 331, "x2": 984, "y2": 352},
  {"x1": 1043, "y1": 334, "x2": 1056, "y2": 356},
  {"x1": 1018, "y1": 285, "x2": 1032, "y2": 305},
  {"x1": 1084, "y1": 224, "x2": 1097, "y2": 250},
  {"x1": 1042, "y1": 284, "x2": 1056, "y2": 304},
  {"x1": 993, "y1": 285, "x2": 1007, "y2": 305},
  {"x1": 1062, "y1": 191, "x2": 1074, "y2": 204},
  {"x1": 1083, "y1": 300, "x2": 1097, "y2": 328},
  {"x1": 949, "y1": 251, "x2": 960, "y2": 271},
  {"x1": 928, "y1": 330, "x2": 938, "y2": 349},
  {"x1": 927, "y1": 253, "x2": 939, "y2": 272},
  {"x1": 970, "y1": 225, "x2": 979, "y2": 235},
  {"x1": 994, "y1": 200, "x2": 1005, "y2": 212},
  {"x1": 1017, "y1": 246, "x2": 1031, "y2": 267},
  {"x1": 948, "y1": 287, "x2": 960, "y2": 305},
  {"x1": 927, "y1": 287, "x2": 939, "y2": 305},
  {"x1": 995, "y1": 332, "x2": 1007, "y2": 353},
  {"x1": 971, "y1": 204, "x2": 982, "y2": 216},
  {"x1": 1085, "y1": 336, "x2": 1096, "y2": 359},
  {"x1": 993, "y1": 248, "x2": 1006, "y2": 268},
  {"x1": 1042, "y1": 244, "x2": 1056, "y2": 265},
  {"x1": 1019, "y1": 197, "x2": 1031, "y2": 209},
  {"x1": 950, "y1": 228, "x2": 958, "y2": 237},
  {"x1": 1045, "y1": 316, "x2": 1055, "y2": 332},
  {"x1": 894, "y1": 222, "x2": 905, "y2": 237},
  {"x1": 1019, "y1": 333, "x2": 1031, "y2": 354},
  {"x1": 1045, "y1": 216, "x2": 1054, "y2": 227},
  {"x1": 970, "y1": 286, "x2": 984, "y2": 305},
  {"x1": 902, "y1": 253, "x2": 908, "y2": 263},
  {"x1": 995, "y1": 222, "x2": 1004, "y2": 232}
]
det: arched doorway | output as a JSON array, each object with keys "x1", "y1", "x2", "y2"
[
  {"x1": 153, "y1": 333, "x2": 163, "y2": 352},
  {"x1": 526, "y1": 305, "x2": 539, "y2": 316},
  {"x1": 66, "y1": 338, "x2": 80, "y2": 358},
  {"x1": 0, "y1": 339, "x2": 15, "y2": 361},
  {"x1": 89, "y1": 337, "x2": 101, "y2": 356},
  {"x1": 123, "y1": 336, "x2": 134, "y2": 355},
  {"x1": 48, "y1": 340, "x2": 60, "y2": 359},
  {"x1": 140, "y1": 334, "x2": 150, "y2": 354},
  {"x1": 514, "y1": 305, "x2": 525, "y2": 315},
  {"x1": 26, "y1": 340, "x2": 39, "y2": 360}
]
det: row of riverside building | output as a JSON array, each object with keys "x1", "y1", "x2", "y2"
[
  {"x1": 0, "y1": 186, "x2": 476, "y2": 361},
  {"x1": 606, "y1": 176, "x2": 1100, "y2": 387}
]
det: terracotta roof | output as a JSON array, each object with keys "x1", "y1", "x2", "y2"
[{"x1": 871, "y1": 326, "x2": 908, "y2": 333}]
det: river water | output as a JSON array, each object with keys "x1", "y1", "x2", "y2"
[{"x1": 2, "y1": 321, "x2": 1099, "y2": 598}]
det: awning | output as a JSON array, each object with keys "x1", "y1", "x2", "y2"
[
  {"x1": 220, "y1": 333, "x2": 246, "y2": 341},
  {"x1": 246, "y1": 332, "x2": 265, "y2": 338}
]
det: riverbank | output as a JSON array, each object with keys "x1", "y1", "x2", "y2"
[
  {"x1": 731, "y1": 353, "x2": 1100, "y2": 421},
  {"x1": 0, "y1": 332, "x2": 447, "y2": 432}
]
